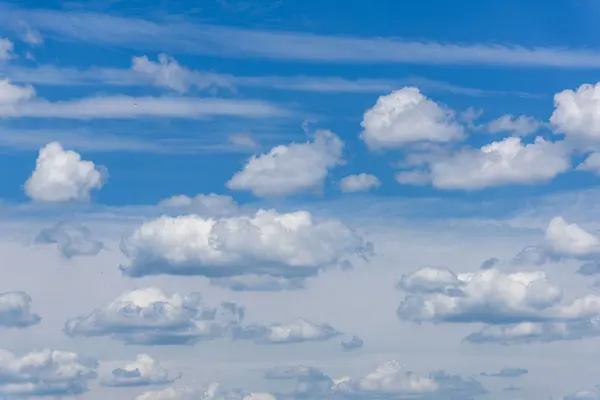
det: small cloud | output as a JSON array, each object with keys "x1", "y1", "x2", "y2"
[
  {"x1": 339, "y1": 173, "x2": 381, "y2": 193},
  {"x1": 101, "y1": 354, "x2": 181, "y2": 387},
  {"x1": 35, "y1": 221, "x2": 104, "y2": 258},
  {"x1": 341, "y1": 335, "x2": 364, "y2": 351},
  {"x1": 0, "y1": 38, "x2": 15, "y2": 60},
  {"x1": 0, "y1": 291, "x2": 41, "y2": 328},
  {"x1": 228, "y1": 132, "x2": 259, "y2": 150}
]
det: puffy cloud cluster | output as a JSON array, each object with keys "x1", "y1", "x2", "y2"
[
  {"x1": 227, "y1": 130, "x2": 344, "y2": 197},
  {"x1": 264, "y1": 360, "x2": 485, "y2": 399},
  {"x1": 360, "y1": 87, "x2": 464, "y2": 150},
  {"x1": 119, "y1": 209, "x2": 371, "y2": 285},
  {"x1": 0, "y1": 348, "x2": 98, "y2": 397},
  {"x1": 397, "y1": 265, "x2": 600, "y2": 344},
  {"x1": 64, "y1": 287, "x2": 340, "y2": 346},
  {"x1": 101, "y1": 354, "x2": 180, "y2": 387},
  {"x1": 35, "y1": 221, "x2": 104, "y2": 258},
  {"x1": 0, "y1": 291, "x2": 41, "y2": 328},
  {"x1": 24, "y1": 142, "x2": 105, "y2": 202},
  {"x1": 339, "y1": 173, "x2": 381, "y2": 193},
  {"x1": 64, "y1": 287, "x2": 244, "y2": 345},
  {"x1": 427, "y1": 137, "x2": 570, "y2": 190},
  {"x1": 514, "y1": 217, "x2": 600, "y2": 265},
  {"x1": 551, "y1": 82, "x2": 600, "y2": 143}
]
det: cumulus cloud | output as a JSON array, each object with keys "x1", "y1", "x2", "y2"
[
  {"x1": 158, "y1": 193, "x2": 239, "y2": 216},
  {"x1": 514, "y1": 217, "x2": 600, "y2": 264},
  {"x1": 551, "y1": 82, "x2": 600, "y2": 143},
  {"x1": 0, "y1": 79, "x2": 35, "y2": 113},
  {"x1": 480, "y1": 367, "x2": 528, "y2": 378},
  {"x1": 427, "y1": 137, "x2": 570, "y2": 190},
  {"x1": 35, "y1": 220, "x2": 104, "y2": 258},
  {"x1": 227, "y1": 130, "x2": 344, "y2": 197},
  {"x1": 64, "y1": 287, "x2": 245, "y2": 345},
  {"x1": 486, "y1": 114, "x2": 543, "y2": 136},
  {"x1": 0, "y1": 38, "x2": 15, "y2": 60},
  {"x1": 119, "y1": 209, "x2": 370, "y2": 284},
  {"x1": 235, "y1": 318, "x2": 341, "y2": 344},
  {"x1": 210, "y1": 275, "x2": 306, "y2": 292},
  {"x1": 339, "y1": 173, "x2": 381, "y2": 193},
  {"x1": 0, "y1": 348, "x2": 97, "y2": 397},
  {"x1": 341, "y1": 335, "x2": 364, "y2": 351},
  {"x1": 101, "y1": 354, "x2": 181, "y2": 387},
  {"x1": 360, "y1": 87, "x2": 464, "y2": 150},
  {"x1": 24, "y1": 142, "x2": 106, "y2": 202},
  {"x1": 0, "y1": 291, "x2": 41, "y2": 328},
  {"x1": 132, "y1": 54, "x2": 233, "y2": 93},
  {"x1": 396, "y1": 266, "x2": 600, "y2": 325}
]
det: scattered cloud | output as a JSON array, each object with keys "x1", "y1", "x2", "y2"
[
  {"x1": 0, "y1": 348, "x2": 98, "y2": 397},
  {"x1": 341, "y1": 335, "x2": 364, "y2": 351},
  {"x1": 480, "y1": 367, "x2": 528, "y2": 378},
  {"x1": 551, "y1": 83, "x2": 600, "y2": 144},
  {"x1": 486, "y1": 114, "x2": 544, "y2": 136},
  {"x1": 339, "y1": 173, "x2": 381, "y2": 193},
  {"x1": 24, "y1": 142, "x2": 106, "y2": 202},
  {"x1": 360, "y1": 87, "x2": 464, "y2": 150},
  {"x1": 227, "y1": 130, "x2": 344, "y2": 197},
  {"x1": 101, "y1": 354, "x2": 181, "y2": 387},
  {"x1": 228, "y1": 132, "x2": 259, "y2": 150},
  {"x1": 119, "y1": 209, "x2": 370, "y2": 282},
  {"x1": 0, "y1": 38, "x2": 15, "y2": 60},
  {"x1": 35, "y1": 221, "x2": 104, "y2": 258},
  {"x1": 235, "y1": 318, "x2": 341, "y2": 344},
  {"x1": 0, "y1": 291, "x2": 41, "y2": 329}
]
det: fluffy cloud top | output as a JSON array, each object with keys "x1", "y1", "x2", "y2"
[
  {"x1": 0, "y1": 291, "x2": 41, "y2": 328},
  {"x1": 64, "y1": 287, "x2": 244, "y2": 345},
  {"x1": 227, "y1": 130, "x2": 344, "y2": 197},
  {"x1": 428, "y1": 137, "x2": 570, "y2": 190},
  {"x1": 101, "y1": 354, "x2": 180, "y2": 387},
  {"x1": 236, "y1": 318, "x2": 340, "y2": 344},
  {"x1": 24, "y1": 142, "x2": 105, "y2": 202},
  {"x1": 119, "y1": 209, "x2": 370, "y2": 283},
  {"x1": 35, "y1": 221, "x2": 104, "y2": 258},
  {"x1": 551, "y1": 82, "x2": 600, "y2": 142},
  {"x1": 360, "y1": 87, "x2": 464, "y2": 150},
  {"x1": 0, "y1": 348, "x2": 98, "y2": 397},
  {"x1": 339, "y1": 173, "x2": 381, "y2": 193}
]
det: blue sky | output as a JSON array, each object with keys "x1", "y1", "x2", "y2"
[{"x1": 4, "y1": 1, "x2": 600, "y2": 400}]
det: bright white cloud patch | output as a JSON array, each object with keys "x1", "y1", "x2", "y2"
[
  {"x1": 360, "y1": 87, "x2": 464, "y2": 150},
  {"x1": 339, "y1": 173, "x2": 381, "y2": 193},
  {"x1": 120, "y1": 209, "x2": 370, "y2": 281},
  {"x1": 0, "y1": 79, "x2": 35, "y2": 114},
  {"x1": 551, "y1": 82, "x2": 600, "y2": 142},
  {"x1": 487, "y1": 114, "x2": 543, "y2": 136},
  {"x1": 0, "y1": 291, "x2": 41, "y2": 328},
  {"x1": 101, "y1": 354, "x2": 180, "y2": 387},
  {"x1": 396, "y1": 267, "x2": 600, "y2": 325},
  {"x1": 239, "y1": 318, "x2": 340, "y2": 344},
  {"x1": 227, "y1": 130, "x2": 344, "y2": 197},
  {"x1": 428, "y1": 137, "x2": 570, "y2": 189},
  {"x1": 24, "y1": 142, "x2": 105, "y2": 202},
  {"x1": 0, "y1": 38, "x2": 15, "y2": 60},
  {"x1": 0, "y1": 348, "x2": 98, "y2": 397}
]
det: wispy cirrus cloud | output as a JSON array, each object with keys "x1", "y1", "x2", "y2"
[{"x1": 2, "y1": 6, "x2": 600, "y2": 68}]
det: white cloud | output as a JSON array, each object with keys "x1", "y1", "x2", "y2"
[
  {"x1": 119, "y1": 209, "x2": 370, "y2": 282},
  {"x1": 0, "y1": 38, "x2": 15, "y2": 60},
  {"x1": 24, "y1": 142, "x2": 105, "y2": 202},
  {"x1": 0, "y1": 79, "x2": 35, "y2": 111},
  {"x1": 227, "y1": 130, "x2": 344, "y2": 197},
  {"x1": 487, "y1": 114, "x2": 543, "y2": 136},
  {"x1": 0, "y1": 348, "x2": 97, "y2": 397},
  {"x1": 396, "y1": 267, "x2": 600, "y2": 325},
  {"x1": 64, "y1": 287, "x2": 244, "y2": 345},
  {"x1": 577, "y1": 152, "x2": 600, "y2": 174},
  {"x1": 360, "y1": 87, "x2": 464, "y2": 150},
  {"x1": 228, "y1": 132, "x2": 259, "y2": 150},
  {"x1": 101, "y1": 354, "x2": 180, "y2": 387},
  {"x1": 339, "y1": 173, "x2": 381, "y2": 193},
  {"x1": 0, "y1": 291, "x2": 41, "y2": 328},
  {"x1": 551, "y1": 83, "x2": 600, "y2": 143},
  {"x1": 131, "y1": 54, "x2": 233, "y2": 93},
  {"x1": 238, "y1": 318, "x2": 340, "y2": 344},
  {"x1": 428, "y1": 137, "x2": 570, "y2": 190}
]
